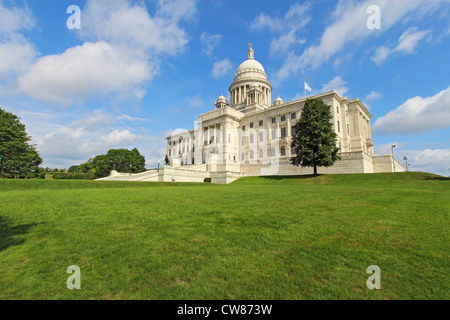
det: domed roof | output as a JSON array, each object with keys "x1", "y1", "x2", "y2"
[
  {"x1": 273, "y1": 96, "x2": 283, "y2": 106},
  {"x1": 233, "y1": 44, "x2": 268, "y2": 82},
  {"x1": 216, "y1": 94, "x2": 227, "y2": 103}
]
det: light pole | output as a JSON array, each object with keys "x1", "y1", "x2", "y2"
[
  {"x1": 403, "y1": 156, "x2": 408, "y2": 172},
  {"x1": 391, "y1": 145, "x2": 396, "y2": 172}
]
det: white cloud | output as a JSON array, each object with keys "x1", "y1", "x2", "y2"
[
  {"x1": 0, "y1": 35, "x2": 36, "y2": 76},
  {"x1": 200, "y1": 31, "x2": 222, "y2": 56},
  {"x1": 371, "y1": 27, "x2": 431, "y2": 65},
  {"x1": 0, "y1": 2, "x2": 37, "y2": 80},
  {"x1": 321, "y1": 76, "x2": 349, "y2": 97},
  {"x1": 365, "y1": 91, "x2": 382, "y2": 103},
  {"x1": 0, "y1": 1, "x2": 35, "y2": 35},
  {"x1": 17, "y1": 0, "x2": 197, "y2": 107},
  {"x1": 187, "y1": 95, "x2": 204, "y2": 109},
  {"x1": 212, "y1": 58, "x2": 232, "y2": 78},
  {"x1": 375, "y1": 143, "x2": 450, "y2": 177},
  {"x1": 251, "y1": 2, "x2": 311, "y2": 55},
  {"x1": 277, "y1": 0, "x2": 445, "y2": 79},
  {"x1": 373, "y1": 86, "x2": 450, "y2": 134},
  {"x1": 18, "y1": 41, "x2": 152, "y2": 106},
  {"x1": 116, "y1": 114, "x2": 151, "y2": 122},
  {"x1": 80, "y1": 0, "x2": 194, "y2": 55},
  {"x1": 395, "y1": 27, "x2": 431, "y2": 53}
]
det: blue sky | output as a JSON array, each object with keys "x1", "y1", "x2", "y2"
[{"x1": 1, "y1": 0, "x2": 449, "y2": 176}]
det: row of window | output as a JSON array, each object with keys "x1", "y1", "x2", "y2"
[
  {"x1": 244, "y1": 146, "x2": 292, "y2": 160},
  {"x1": 243, "y1": 126, "x2": 296, "y2": 145},
  {"x1": 246, "y1": 112, "x2": 297, "y2": 129}
]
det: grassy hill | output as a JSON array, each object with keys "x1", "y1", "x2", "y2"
[{"x1": 0, "y1": 172, "x2": 448, "y2": 299}]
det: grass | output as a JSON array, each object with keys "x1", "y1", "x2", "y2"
[{"x1": 0, "y1": 172, "x2": 448, "y2": 300}]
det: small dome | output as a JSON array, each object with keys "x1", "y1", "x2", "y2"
[
  {"x1": 216, "y1": 94, "x2": 227, "y2": 103},
  {"x1": 273, "y1": 96, "x2": 283, "y2": 106},
  {"x1": 215, "y1": 94, "x2": 228, "y2": 109}
]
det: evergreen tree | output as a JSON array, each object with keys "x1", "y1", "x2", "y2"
[
  {"x1": 0, "y1": 107, "x2": 42, "y2": 178},
  {"x1": 291, "y1": 98, "x2": 340, "y2": 175}
]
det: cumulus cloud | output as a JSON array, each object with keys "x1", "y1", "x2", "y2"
[
  {"x1": 375, "y1": 143, "x2": 450, "y2": 177},
  {"x1": 200, "y1": 31, "x2": 222, "y2": 56},
  {"x1": 277, "y1": 0, "x2": 445, "y2": 79},
  {"x1": 212, "y1": 58, "x2": 232, "y2": 78},
  {"x1": 18, "y1": 41, "x2": 152, "y2": 106},
  {"x1": 17, "y1": 0, "x2": 197, "y2": 106},
  {"x1": 0, "y1": 2, "x2": 37, "y2": 80},
  {"x1": 321, "y1": 76, "x2": 349, "y2": 97},
  {"x1": 373, "y1": 86, "x2": 450, "y2": 134},
  {"x1": 251, "y1": 2, "x2": 311, "y2": 55},
  {"x1": 371, "y1": 27, "x2": 431, "y2": 65}
]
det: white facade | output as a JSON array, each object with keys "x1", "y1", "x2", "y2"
[{"x1": 101, "y1": 45, "x2": 404, "y2": 184}]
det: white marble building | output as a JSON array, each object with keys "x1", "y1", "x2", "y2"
[{"x1": 101, "y1": 45, "x2": 404, "y2": 184}]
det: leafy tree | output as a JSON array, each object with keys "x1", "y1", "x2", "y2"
[
  {"x1": 0, "y1": 107, "x2": 43, "y2": 178},
  {"x1": 74, "y1": 148, "x2": 146, "y2": 179},
  {"x1": 291, "y1": 98, "x2": 341, "y2": 175}
]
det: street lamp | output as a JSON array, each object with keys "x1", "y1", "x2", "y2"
[
  {"x1": 403, "y1": 156, "x2": 408, "y2": 172},
  {"x1": 391, "y1": 145, "x2": 396, "y2": 172}
]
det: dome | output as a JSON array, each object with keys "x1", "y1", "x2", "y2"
[
  {"x1": 214, "y1": 94, "x2": 228, "y2": 109},
  {"x1": 216, "y1": 94, "x2": 227, "y2": 103},
  {"x1": 233, "y1": 44, "x2": 268, "y2": 83},
  {"x1": 273, "y1": 96, "x2": 283, "y2": 106}
]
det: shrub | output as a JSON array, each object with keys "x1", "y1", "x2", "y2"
[
  {"x1": 204, "y1": 178, "x2": 212, "y2": 183},
  {"x1": 52, "y1": 172, "x2": 95, "y2": 180}
]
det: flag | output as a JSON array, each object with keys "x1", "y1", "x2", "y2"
[{"x1": 304, "y1": 80, "x2": 312, "y2": 92}]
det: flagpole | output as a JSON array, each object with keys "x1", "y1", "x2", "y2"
[{"x1": 304, "y1": 79, "x2": 306, "y2": 98}]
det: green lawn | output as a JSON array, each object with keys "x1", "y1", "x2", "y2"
[{"x1": 0, "y1": 172, "x2": 448, "y2": 299}]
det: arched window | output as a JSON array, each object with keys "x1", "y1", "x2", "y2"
[{"x1": 280, "y1": 146, "x2": 286, "y2": 156}]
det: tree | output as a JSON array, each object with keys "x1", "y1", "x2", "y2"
[
  {"x1": 291, "y1": 98, "x2": 341, "y2": 175},
  {"x1": 0, "y1": 107, "x2": 43, "y2": 178},
  {"x1": 74, "y1": 148, "x2": 146, "y2": 179}
]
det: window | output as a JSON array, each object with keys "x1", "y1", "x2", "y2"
[
  {"x1": 281, "y1": 115, "x2": 286, "y2": 122},
  {"x1": 347, "y1": 124, "x2": 350, "y2": 135},
  {"x1": 242, "y1": 126, "x2": 245, "y2": 131},
  {"x1": 250, "y1": 150, "x2": 254, "y2": 159},
  {"x1": 280, "y1": 146, "x2": 286, "y2": 156},
  {"x1": 250, "y1": 122, "x2": 254, "y2": 128},
  {"x1": 291, "y1": 112, "x2": 296, "y2": 119},
  {"x1": 242, "y1": 152, "x2": 245, "y2": 161},
  {"x1": 272, "y1": 129, "x2": 277, "y2": 139},
  {"x1": 242, "y1": 136, "x2": 245, "y2": 146},
  {"x1": 250, "y1": 133, "x2": 254, "y2": 144},
  {"x1": 271, "y1": 117, "x2": 276, "y2": 124},
  {"x1": 271, "y1": 147, "x2": 275, "y2": 157},
  {"x1": 281, "y1": 127, "x2": 286, "y2": 138},
  {"x1": 259, "y1": 120, "x2": 263, "y2": 126},
  {"x1": 291, "y1": 126, "x2": 296, "y2": 137},
  {"x1": 337, "y1": 121, "x2": 341, "y2": 133},
  {"x1": 337, "y1": 106, "x2": 340, "y2": 114},
  {"x1": 259, "y1": 149, "x2": 264, "y2": 159},
  {"x1": 259, "y1": 131, "x2": 263, "y2": 142},
  {"x1": 291, "y1": 147, "x2": 295, "y2": 155}
]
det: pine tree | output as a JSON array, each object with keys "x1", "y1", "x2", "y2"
[{"x1": 291, "y1": 98, "x2": 340, "y2": 175}]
